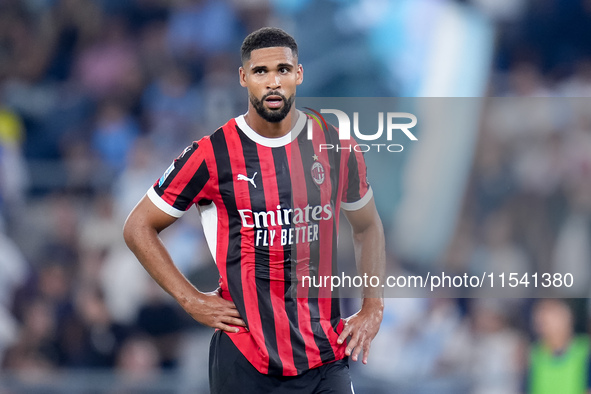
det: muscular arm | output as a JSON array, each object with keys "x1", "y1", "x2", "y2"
[
  {"x1": 123, "y1": 195, "x2": 245, "y2": 332},
  {"x1": 337, "y1": 197, "x2": 385, "y2": 364}
]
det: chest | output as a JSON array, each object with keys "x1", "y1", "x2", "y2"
[{"x1": 215, "y1": 145, "x2": 338, "y2": 214}]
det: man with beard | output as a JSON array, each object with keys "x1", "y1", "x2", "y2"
[{"x1": 124, "y1": 27, "x2": 385, "y2": 394}]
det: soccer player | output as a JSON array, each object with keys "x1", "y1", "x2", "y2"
[{"x1": 123, "y1": 27, "x2": 385, "y2": 394}]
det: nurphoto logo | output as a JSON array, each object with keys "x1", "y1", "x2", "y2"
[{"x1": 303, "y1": 107, "x2": 418, "y2": 153}]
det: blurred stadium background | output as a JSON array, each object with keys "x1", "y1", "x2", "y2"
[{"x1": 1, "y1": 0, "x2": 591, "y2": 393}]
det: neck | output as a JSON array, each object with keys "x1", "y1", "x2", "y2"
[
  {"x1": 545, "y1": 333, "x2": 572, "y2": 353},
  {"x1": 243, "y1": 105, "x2": 298, "y2": 139}
]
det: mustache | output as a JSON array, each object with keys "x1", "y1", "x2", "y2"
[{"x1": 262, "y1": 91, "x2": 287, "y2": 100}]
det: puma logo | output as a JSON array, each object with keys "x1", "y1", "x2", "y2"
[{"x1": 237, "y1": 172, "x2": 257, "y2": 188}]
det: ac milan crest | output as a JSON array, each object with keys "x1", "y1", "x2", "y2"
[{"x1": 311, "y1": 161, "x2": 325, "y2": 185}]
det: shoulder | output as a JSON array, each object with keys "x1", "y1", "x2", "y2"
[
  {"x1": 187, "y1": 117, "x2": 239, "y2": 152},
  {"x1": 573, "y1": 335, "x2": 590, "y2": 350},
  {"x1": 206, "y1": 117, "x2": 241, "y2": 145}
]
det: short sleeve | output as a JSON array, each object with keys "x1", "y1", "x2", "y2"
[
  {"x1": 340, "y1": 140, "x2": 372, "y2": 211},
  {"x1": 147, "y1": 141, "x2": 211, "y2": 217}
]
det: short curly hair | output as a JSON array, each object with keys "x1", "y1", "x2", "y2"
[{"x1": 240, "y1": 27, "x2": 298, "y2": 63}]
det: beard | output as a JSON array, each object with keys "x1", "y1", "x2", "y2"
[{"x1": 249, "y1": 91, "x2": 294, "y2": 123}]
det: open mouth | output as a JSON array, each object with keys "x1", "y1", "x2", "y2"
[{"x1": 265, "y1": 95, "x2": 284, "y2": 109}]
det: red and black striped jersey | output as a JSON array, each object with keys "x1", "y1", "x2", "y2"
[{"x1": 148, "y1": 110, "x2": 372, "y2": 376}]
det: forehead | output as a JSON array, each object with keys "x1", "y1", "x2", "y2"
[
  {"x1": 245, "y1": 47, "x2": 297, "y2": 68},
  {"x1": 535, "y1": 301, "x2": 570, "y2": 318}
]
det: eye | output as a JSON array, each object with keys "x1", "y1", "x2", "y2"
[
  {"x1": 254, "y1": 69, "x2": 266, "y2": 75},
  {"x1": 279, "y1": 67, "x2": 289, "y2": 74}
]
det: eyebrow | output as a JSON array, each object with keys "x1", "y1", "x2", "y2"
[
  {"x1": 250, "y1": 63, "x2": 295, "y2": 72},
  {"x1": 276, "y1": 63, "x2": 294, "y2": 69}
]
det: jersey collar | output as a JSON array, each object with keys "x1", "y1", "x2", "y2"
[{"x1": 235, "y1": 110, "x2": 306, "y2": 148}]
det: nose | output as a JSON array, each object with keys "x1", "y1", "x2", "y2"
[{"x1": 267, "y1": 73, "x2": 281, "y2": 89}]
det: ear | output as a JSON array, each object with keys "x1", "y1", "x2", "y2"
[
  {"x1": 239, "y1": 66, "x2": 247, "y2": 87},
  {"x1": 296, "y1": 64, "x2": 304, "y2": 86}
]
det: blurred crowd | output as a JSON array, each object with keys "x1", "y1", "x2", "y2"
[
  {"x1": 1, "y1": 0, "x2": 591, "y2": 393},
  {"x1": 0, "y1": 0, "x2": 261, "y2": 391}
]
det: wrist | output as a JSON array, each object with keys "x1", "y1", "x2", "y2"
[
  {"x1": 174, "y1": 286, "x2": 206, "y2": 309},
  {"x1": 361, "y1": 297, "x2": 384, "y2": 312}
]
